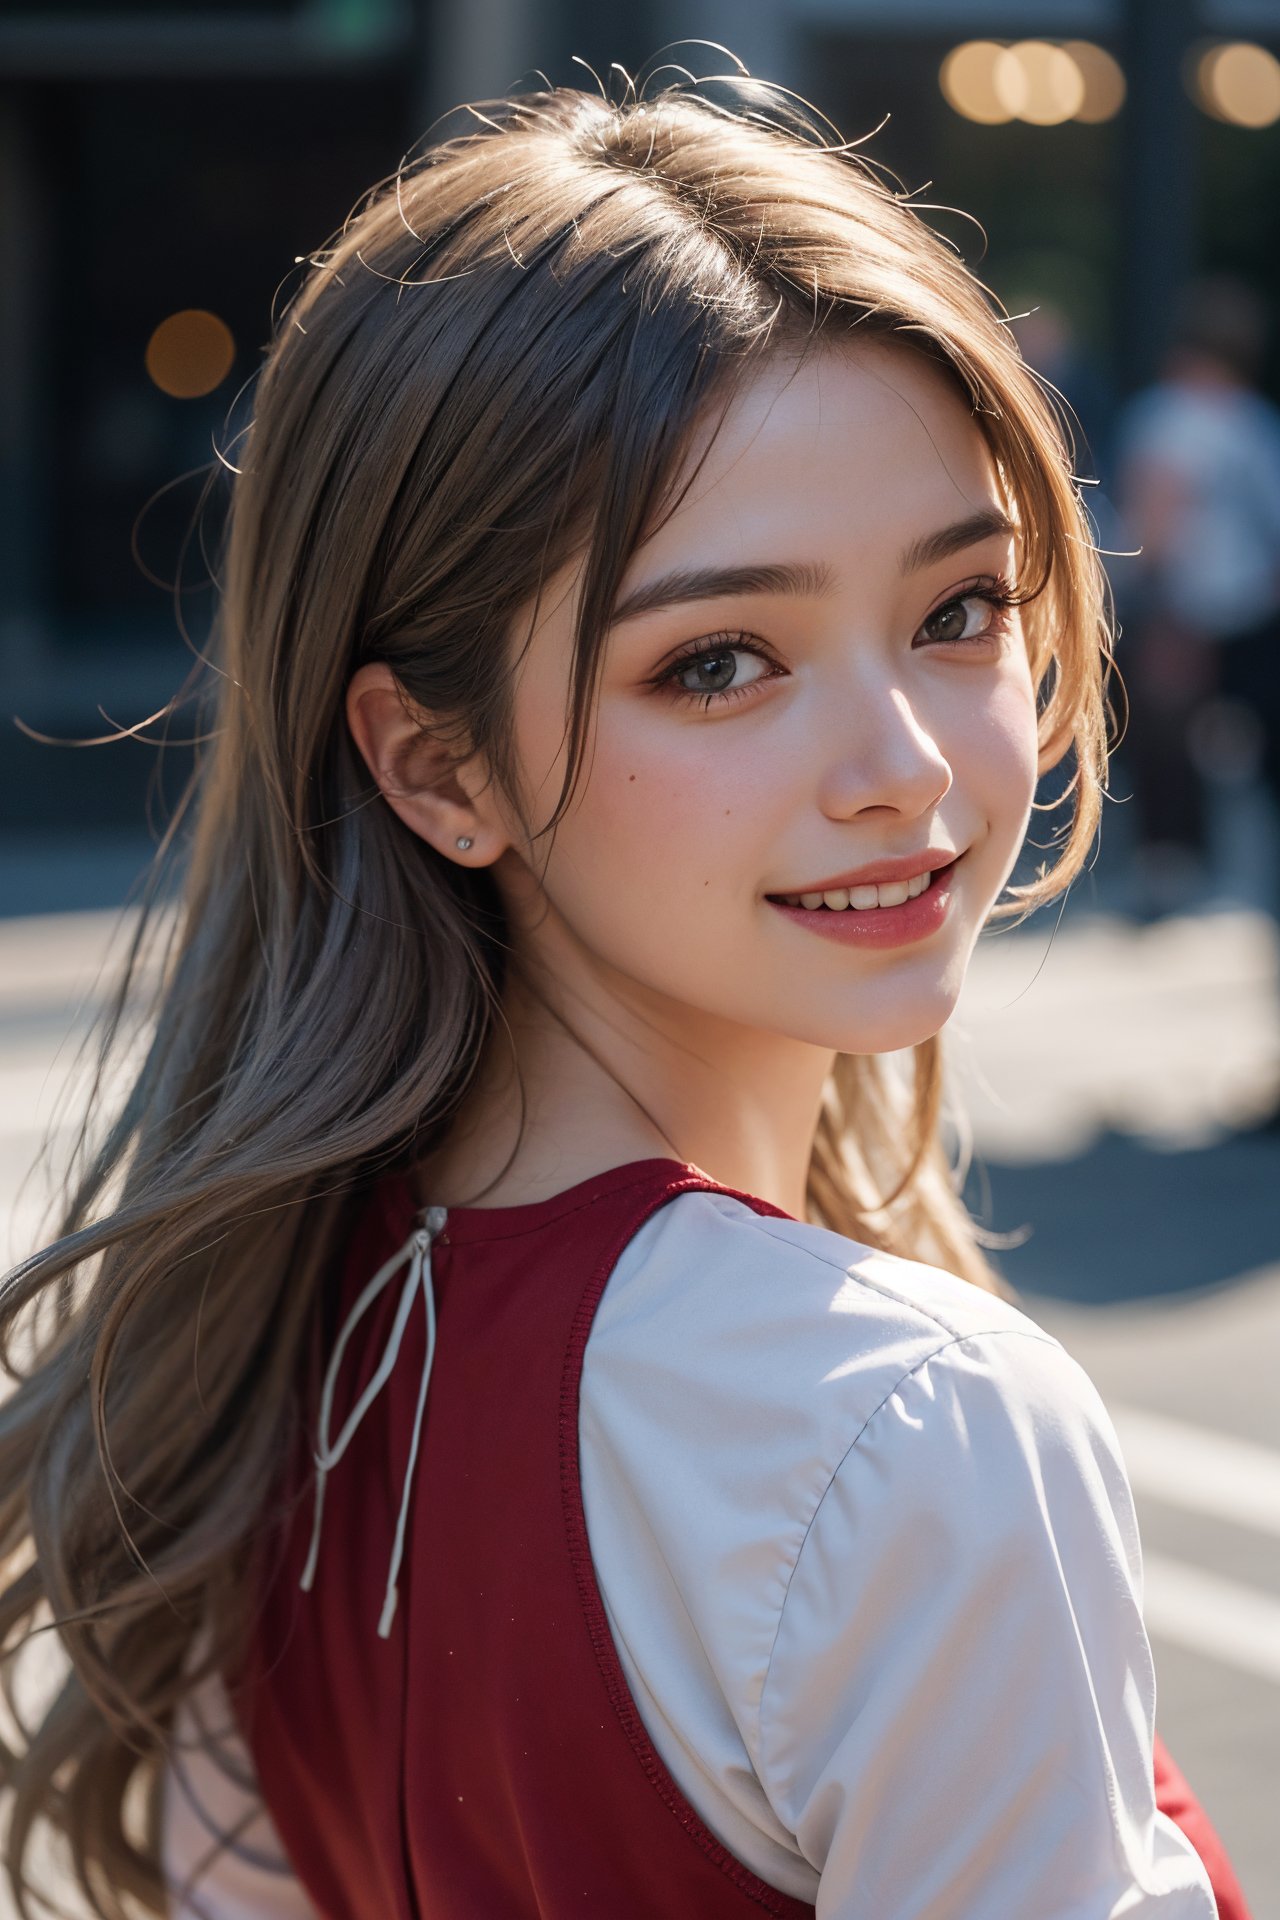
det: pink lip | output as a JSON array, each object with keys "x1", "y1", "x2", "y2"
[
  {"x1": 766, "y1": 848, "x2": 961, "y2": 898},
  {"x1": 765, "y1": 859, "x2": 959, "y2": 950}
]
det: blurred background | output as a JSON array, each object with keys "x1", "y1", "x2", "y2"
[{"x1": 1, "y1": 0, "x2": 1279, "y2": 1912}]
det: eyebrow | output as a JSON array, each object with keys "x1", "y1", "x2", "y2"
[
  {"x1": 607, "y1": 561, "x2": 833, "y2": 628},
  {"x1": 607, "y1": 508, "x2": 1016, "y2": 629},
  {"x1": 898, "y1": 507, "x2": 1016, "y2": 575}
]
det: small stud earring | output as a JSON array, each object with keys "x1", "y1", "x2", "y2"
[{"x1": 455, "y1": 835, "x2": 474, "y2": 851}]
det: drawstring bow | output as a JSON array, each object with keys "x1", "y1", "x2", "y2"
[{"x1": 299, "y1": 1203, "x2": 448, "y2": 1638}]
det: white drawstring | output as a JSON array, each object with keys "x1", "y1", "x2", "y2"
[{"x1": 299, "y1": 1203, "x2": 448, "y2": 1639}]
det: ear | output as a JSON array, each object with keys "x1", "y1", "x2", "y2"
[{"x1": 346, "y1": 662, "x2": 511, "y2": 868}]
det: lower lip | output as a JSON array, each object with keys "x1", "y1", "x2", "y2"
[{"x1": 765, "y1": 861, "x2": 959, "y2": 949}]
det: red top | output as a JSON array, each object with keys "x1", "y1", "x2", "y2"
[
  {"x1": 228, "y1": 1161, "x2": 1249, "y2": 1919},
  {"x1": 1153, "y1": 1742, "x2": 1250, "y2": 1920}
]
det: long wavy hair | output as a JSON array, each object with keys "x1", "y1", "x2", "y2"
[{"x1": 0, "y1": 70, "x2": 1112, "y2": 1920}]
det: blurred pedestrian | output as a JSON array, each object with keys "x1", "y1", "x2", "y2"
[
  {"x1": 1114, "y1": 276, "x2": 1280, "y2": 916},
  {"x1": 1014, "y1": 295, "x2": 1115, "y2": 484}
]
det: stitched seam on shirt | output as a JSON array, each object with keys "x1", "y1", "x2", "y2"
[{"x1": 751, "y1": 1325, "x2": 1069, "y2": 1789}]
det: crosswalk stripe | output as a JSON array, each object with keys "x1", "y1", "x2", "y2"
[
  {"x1": 1143, "y1": 1551, "x2": 1280, "y2": 1684},
  {"x1": 0, "y1": 1063, "x2": 93, "y2": 1145},
  {"x1": 1111, "y1": 1402, "x2": 1280, "y2": 1539}
]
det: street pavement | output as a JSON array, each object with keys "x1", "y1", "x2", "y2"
[{"x1": 0, "y1": 900, "x2": 1277, "y2": 1916}]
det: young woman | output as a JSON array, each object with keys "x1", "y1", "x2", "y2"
[{"x1": 0, "y1": 74, "x2": 1250, "y2": 1920}]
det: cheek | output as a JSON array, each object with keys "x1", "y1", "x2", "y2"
[
  {"x1": 962, "y1": 663, "x2": 1041, "y2": 828},
  {"x1": 564, "y1": 718, "x2": 770, "y2": 901},
  {"x1": 528, "y1": 703, "x2": 783, "y2": 973}
]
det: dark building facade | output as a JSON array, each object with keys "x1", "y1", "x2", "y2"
[{"x1": 1, "y1": 0, "x2": 1277, "y2": 869}]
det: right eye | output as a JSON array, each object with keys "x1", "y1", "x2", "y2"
[{"x1": 656, "y1": 635, "x2": 784, "y2": 709}]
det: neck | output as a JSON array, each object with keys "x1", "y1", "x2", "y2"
[{"x1": 416, "y1": 948, "x2": 834, "y2": 1222}]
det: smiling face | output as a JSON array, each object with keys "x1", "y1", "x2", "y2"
[{"x1": 487, "y1": 336, "x2": 1041, "y2": 1060}]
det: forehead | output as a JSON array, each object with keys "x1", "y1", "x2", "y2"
[{"x1": 635, "y1": 338, "x2": 1004, "y2": 578}]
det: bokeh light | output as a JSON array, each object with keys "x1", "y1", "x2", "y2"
[
  {"x1": 1195, "y1": 41, "x2": 1280, "y2": 128},
  {"x1": 144, "y1": 309, "x2": 236, "y2": 399},
  {"x1": 1004, "y1": 41, "x2": 1085, "y2": 125},
  {"x1": 941, "y1": 40, "x2": 1123, "y2": 126},
  {"x1": 1064, "y1": 41, "x2": 1127, "y2": 123},
  {"x1": 939, "y1": 41, "x2": 1023, "y2": 125}
]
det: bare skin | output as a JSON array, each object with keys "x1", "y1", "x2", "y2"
[{"x1": 347, "y1": 340, "x2": 1056, "y2": 1220}]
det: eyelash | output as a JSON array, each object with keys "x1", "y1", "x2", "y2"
[{"x1": 651, "y1": 575, "x2": 1020, "y2": 712}]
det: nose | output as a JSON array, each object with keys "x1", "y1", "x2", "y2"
[{"x1": 815, "y1": 683, "x2": 952, "y2": 823}]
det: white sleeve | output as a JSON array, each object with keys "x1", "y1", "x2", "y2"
[
  {"x1": 162, "y1": 1667, "x2": 318, "y2": 1919},
  {"x1": 754, "y1": 1329, "x2": 1217, "y2": 1920}
]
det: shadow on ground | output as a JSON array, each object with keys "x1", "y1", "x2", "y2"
[{"x1": 967, "y1": 1126, "x2": 1280, "y2": 1304}]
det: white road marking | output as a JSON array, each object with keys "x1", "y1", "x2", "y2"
[
  {"x1": 1143, "y1": 1551, "x2": 1280, "y2": 1685},
  {"x1": 0, "y1": 1060, "x2": 94, "y2": 1144},
  {"x1": 1111, "y1": 1403, "x2": 1280, "y2": 1539},
  {"x1": 1108, "y1": 1404, "x2": 1280, "y2": 1682}
]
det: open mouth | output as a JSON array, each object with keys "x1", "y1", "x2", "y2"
[{"x1": 766, "y1": 858, "x2": 958, "y2": 913}]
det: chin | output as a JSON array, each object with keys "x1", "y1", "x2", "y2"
[{"x1": 810, "y1": 983, "x2": 960, "y2": 1056}]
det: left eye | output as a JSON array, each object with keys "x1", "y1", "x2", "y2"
[
  {"x1": 673, "y1": 646, "x2": 771, "y2": 695},
  {"x1": 918, "y1": 594, "x2": 1001, "y2": 646}
]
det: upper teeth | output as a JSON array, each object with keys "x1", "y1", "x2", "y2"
[{"x1": 779, "y1": 870, "x2": 933, "y2": 910}]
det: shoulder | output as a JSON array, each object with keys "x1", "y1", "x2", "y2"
[
  {"x1": 580, "y1": 1189, "x2": 1092, "y2": 1635},
  {"x1": 591, "y1": 1185, "x2": 1114, "y2": 1502},
  {"x1": 587, "y1": 1185, "x2": 1060, "y2": 1429},
  {"x1": 585, "y1": 1178, "x2": 1110, "y2": 1495},
  {"x1": 577, "y1": 1197, "x2": 1215, "y2": 1912},
  {"x1": 578, "y1": 1189, "x2": 1134, "y2": 1787},
  {"x1": 730, "y1": 1249, "x2": 1212, "y2": 1913}
]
